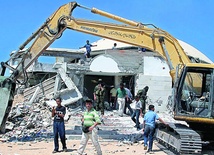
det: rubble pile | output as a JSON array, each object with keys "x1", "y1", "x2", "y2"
[
  {"x1": 1, "y1": 100, "x2": 53, "y2": 142},
  {"x1": 120, "y1": 133, "x2": 144, "y2": 145}
]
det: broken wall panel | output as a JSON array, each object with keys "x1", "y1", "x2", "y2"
[{"x1": 24, "y1": 76, "x2": 56, "y2": 100}]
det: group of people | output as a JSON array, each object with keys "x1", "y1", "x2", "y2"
[
  {"x1": 114, "y1": 83, "x2": 149, "y2": 116},
  {"x1": 52, "y1": 82, "x2": 167, "y2": 154},
  {"x1": 52, "y1": 97, "x2": 102, "y2": 155}
]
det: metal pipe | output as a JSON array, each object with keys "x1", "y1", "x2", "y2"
[
  {"x1": 159, "y1": 37, "x2": 174, "y2": 70},
  {"x1": 91, "y1": 8, "x2": 139, "y2": 27},
  {"x1": 19, "y1": 20, "x2": 48, "y2": 50}
]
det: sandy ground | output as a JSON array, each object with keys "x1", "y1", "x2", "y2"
[{"x1": 0, "y1": 139, "x2": 167, "y2": 155}]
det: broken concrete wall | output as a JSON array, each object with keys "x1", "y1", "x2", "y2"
[
  {"x1": 24, "y1": 76, "x2": 56, "y2": 101},
  {"x1": 140, "y1": 56, "x2": 172, "y2": 113}
]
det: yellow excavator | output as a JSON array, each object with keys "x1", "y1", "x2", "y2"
[{"x1": 0, "y1": 2, "x2": 214, "y2": 154}]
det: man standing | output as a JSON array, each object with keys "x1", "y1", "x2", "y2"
[
  {"x1": 137, "y1": 86, "x2": 149, "y2": 115},
  {"x1": 143, "y1": 104, "x2": 167, "y2": 153},
  {"x1": 93, "y1": 79, "x2": 105, "y2": 116},
  {"x1": 131, "y1": 95, "x2": 142, "y2": 131},
  {"x1": 77, "y1": 99, "x2": 102, "y2": 155},
  {"x1": 124, "y1": 84, "x2": 133, "y2": 115},
  {"x1": 115, "y1": 83, "x2": 127, "y2": 117},
  {"x1": 79, "y1": 40, "x2": 97, "y2": 59},
  {"x1": 52, "y1": 97, "x2": 67, "y2": 153},
  {"x1": 110, "y1": 85, "x2": 117, "y2": 110}
]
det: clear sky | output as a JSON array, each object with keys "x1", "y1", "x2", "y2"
[{"x1": 0, "y1": 0, "x2": 213, "y2": 63}]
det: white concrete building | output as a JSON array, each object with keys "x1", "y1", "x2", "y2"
[{"x1": 17, "y1": 38, "x2": 212, "y2": 112}]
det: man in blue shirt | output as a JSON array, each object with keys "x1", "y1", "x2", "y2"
[
  {"x1": 80, "y1": 40, "x2": 97, "y2": 58},
  {"x1": 143, "y1": 104, "x2": 167, "y2": 153}
]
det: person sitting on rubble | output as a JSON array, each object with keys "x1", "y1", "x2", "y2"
[{"x1": 112, "y1": 43, "x2": 117, "y2": 49}]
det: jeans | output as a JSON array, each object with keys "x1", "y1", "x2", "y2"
[
  {"x1": 78, "y1": 127, "x2": 102, "y2": 155},
  {"x1": 144, "y1": 124, "x2": 155, "y2": 151},
  {"x1": 53, "y1": 121, "x2": 66, "y2": 151},
  {"x1": 131, "y1": 109, "x2": 140, "y2": 128}
]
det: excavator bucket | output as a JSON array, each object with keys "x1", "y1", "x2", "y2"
[{"x1": 0, "y1": 76, "x2": 16, "y2": 133}]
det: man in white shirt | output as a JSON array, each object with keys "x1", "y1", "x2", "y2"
[{"x1": 131, "y1": 95, "x2": 142, "y2": 131}]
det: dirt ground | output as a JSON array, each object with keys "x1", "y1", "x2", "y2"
[{"x1": 0, "y1": 139, "x2": 167, "y2": 155}]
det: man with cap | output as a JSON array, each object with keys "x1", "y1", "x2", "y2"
[
  {"x1": 77, "y1": 99, "x2": 102, "y2": 155},
  {"x1": 93, "y1": 79, "x2": 105, "y2": 116}
]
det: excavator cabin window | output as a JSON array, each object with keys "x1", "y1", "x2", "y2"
[{"x1": 178, "y1": 68, "x2": 212, "y2": 117}]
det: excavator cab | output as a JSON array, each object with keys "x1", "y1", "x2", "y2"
[{"x1": 174, "y1": 63, "x2": 214, "y2": 141}]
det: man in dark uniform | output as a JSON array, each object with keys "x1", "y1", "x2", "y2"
[
  {"x1": 137, "y1": 86, "x2": 149, "y2": 115},
  {"x1": 93, "y1": 79, "x2": 105, "y2": 116},
  {"x1": 52, "y1": 97, "x2": 67, "y2": 153}
]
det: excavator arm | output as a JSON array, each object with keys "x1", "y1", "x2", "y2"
[
  {"x1": 65, "y1": 7, "x2": 192, "y2": 81},
  {"x1": 2, "y1": 2, "x2": 192, "y2": 83},
  {"x1": 0, "y1": 2, "x2": 209, "y2": 143},
  {"x1": 0, "y1": 2, "x2": 77, "y2": 132}
]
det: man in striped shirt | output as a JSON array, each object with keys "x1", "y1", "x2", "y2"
[{"x1": 77, "y1": 99, "x2": 102, "y2": 155}]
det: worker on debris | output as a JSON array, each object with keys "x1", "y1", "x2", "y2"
[
  {"x1": 77, "y1": 99, "x2": 102, "y2": 155},
  {"x1": 143, "y1": 104, "x2": 167, "y2": 153},
  {"x1": 79, "y1": 40, "x2": 97, "y2": 58},
  {"x1": 52, "y1": 97, "x2": 67, "y2": 153},
  {"x1": 137, "y1": 86, "x2": 149, "y2": 115},
  {"x1": 93, "y1": 79, "x2": 105, "y2": 116}
]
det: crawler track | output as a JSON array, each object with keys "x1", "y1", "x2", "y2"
[{"x1": 156, "y1": 123, "x2": 202, "y2": 154}]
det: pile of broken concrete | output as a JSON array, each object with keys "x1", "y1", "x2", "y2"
[{"x1": 1, "y1": 100, "x2": 54, "y2": 142}]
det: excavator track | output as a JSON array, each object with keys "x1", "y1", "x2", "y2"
[{"x1": 156, "y1": 123, "x2": 202, "y2": 154}]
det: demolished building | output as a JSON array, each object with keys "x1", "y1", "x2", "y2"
[
  {"x1": 9, "y1": 38, "x2": 213, "y2": 113},
  {"x1": 1, "y1": 38, "x2": 212, "y2": 144}
]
